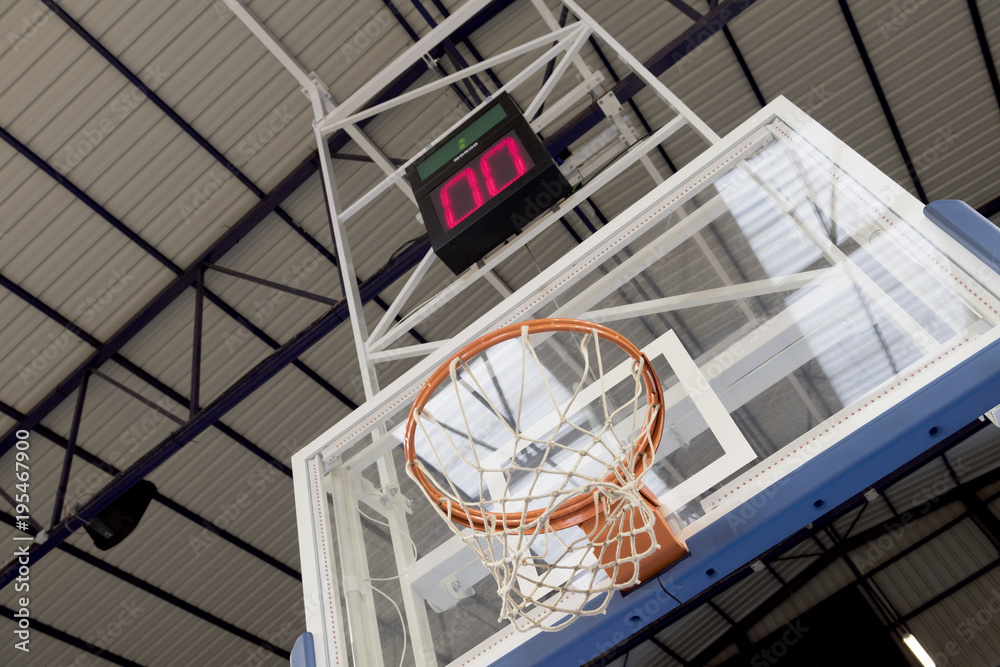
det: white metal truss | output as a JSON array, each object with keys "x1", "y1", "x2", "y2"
[{"x1": 223, "y1": 0, "x2": 983, "y2": 664}]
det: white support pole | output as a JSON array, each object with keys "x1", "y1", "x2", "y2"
[
  {"x1": 581, "y1": 269, "x2": 837, "y2": 323},
  {"x1": 374, "y1": 451, "x2": 437, "y2": 667},
  {"x1": 483, "y1": 268, "x2": 513, "y2": 298},
  {"x1": 328, "y1": 463, "x2": 385, "y2": 666},
  {"x1": 293, "y1": 455, "x2": 350, "y2": 667},
  {"x1": 529, "y1": 71, "x2": 605, "y2": 132},
  {"x1": 310, "y1": 85, "x2": 377, "y2": 396},
  {"x1": 369, "y1": 341, "x2": 449, "y2": 364},
  {"x1": 310, "y1": 82, "x2": 437, "y2": 666}
]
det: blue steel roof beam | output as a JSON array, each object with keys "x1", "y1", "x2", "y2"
[
  {"x1": 0, "y1": 511, "x2": 291, "y2": 661},
  {"x1": 0, "y1": 0, "x2": 516, "y2": 457},
  {"x1": 0, "y1": 271, "x2": 291, "y2": 475},
  {"x1": 49, "y1": 371, "x2": 89, "y2": 529},
  {"x1": 426, "y1": 0, "x2": 504, "y2": 89},
  {"x1": 543, "y1": 0, "x2": 761, "y2": 156},
  {"x1": 837, "y1": 0, "x2": 929, "y2": 203},
  {"x1": 966, "y1": 0, "x2": 1000, "y2": 120},
  {"x1": 39, "y1": 0, "x2": 411, "y2": 236},
  {"x1": 407, "y1": 0, "x2": 490, "y2": 102},
  {"x1": 665, "y1": 0, "x2": 705, "y2": 22},
  {"x1": 0, "y1": 603, "x2": 146, "y2": 667},
  {"x1": 719, "y1": 24, "x2": 766, "y2": 107},
  {"x1": 41, "y1": 0, "x2": 428, "y2": 361},
  {"x1": 0, "y1": 236, "x2": 431, "y2": 589},
  {"x1": 382, "y1": 0, "x2": 475, "y2": 110},
  {"x1": 0, "y1": 122, "x2": 360, "y2": 412},
  {"x1": 0, "y1": 398, "x2": 299, "y2": 579}
]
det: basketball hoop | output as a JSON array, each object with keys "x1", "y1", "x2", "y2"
[{"x1": 404, "y1": 318, "x2": 686, "y2": 631}]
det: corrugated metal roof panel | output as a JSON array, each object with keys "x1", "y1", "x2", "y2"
[
  {"x1": 873, "y1": 517, "x2": 997, "y2": 615},
  {"x1": 1, "y1": 1, "x2": 1000, "y2": 664},
  {"x1": 905, "y1": 567, "x2": 1000, "y2": 667},
  {"x1": 712, "y1": 567, "x2": 784, "y2": 624},
  {"x1": 652, "y1": 602, "x2": 719, "y2": 661}
]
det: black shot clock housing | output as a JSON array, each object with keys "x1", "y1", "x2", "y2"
[{"x1": 406, "y1": 92, "x2": 572, "y2": 274}]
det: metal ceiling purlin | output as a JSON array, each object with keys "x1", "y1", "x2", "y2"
[
  {"x1": 49, "y1": 371, "x2": 89, "y2": 530},
  {"x1": 544, "y1": 0, "x2": 759, "y2": 155},
  {"x1": 967, "y1": 0, "x2": 1000, "y2": 126},
  {"x1": 0, "y1": 270, "x2": 291, "y2": 475},
  {"x1": 0, "y1": 0, "x2": 513, "y2": 458},
  {"x1": 1, "y1": 602, "x2": 144, "y2": 667},
  {"x1": 0, "y1": 397, "x2": 300, "y2": 580},
  {"x1": 837, "y1": 0, "x2": 929, "y2": 203},
  {"x1": 600, "y1": 436, "x2": 999, "y2": 665},
  {"x1": 0, "y1": 511, "x2": 292, "y2": 661},
  {"x1": 0, "y1": 234, "x2": 431, "y2": 589}
]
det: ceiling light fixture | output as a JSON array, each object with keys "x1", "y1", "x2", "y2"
[{"x1": 902, "y1": 633, "x2": 936, "y2": 667}]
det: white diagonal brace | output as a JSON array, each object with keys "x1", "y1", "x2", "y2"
[
  {"x1": 561, "y1": 0, "x2": 720, "y2": 143},
  {"x1": 523, "y1": 24, "x2": 591, "y2": 120},
  {"x1": 318, "y1": 0, "x2": 507, "y2": 132},
  {"x1": 223, "y1": 0, "x2": 315, "y2": 90},
  {"x1": 368, "y1": 248, "x2": 438, "y2": 349},
  {"x1": 319, "y1": 24, "x2": 584, "y2": 134}
]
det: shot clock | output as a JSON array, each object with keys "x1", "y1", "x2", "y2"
[{"x1": 407, "y1": 93, "x2": 572, "y2": 274}]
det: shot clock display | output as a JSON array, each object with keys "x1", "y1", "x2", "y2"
[{"x1": 407, "y1": 93, "x2": 571, "y2": 274}]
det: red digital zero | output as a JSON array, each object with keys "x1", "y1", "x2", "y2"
[{"x1": 433, "y1": 131, "x2": 535, "y2": 230}]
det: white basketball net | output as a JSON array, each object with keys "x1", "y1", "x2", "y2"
[{"x1": 407, "y1": 325, "x2": 662, "y2": 631}]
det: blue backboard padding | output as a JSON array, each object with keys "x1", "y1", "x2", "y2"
[
  {"x1": 925, "y1": 200, "x2": 1000, "y2": 274},
  {"x1": 494, "y1": 327, "x2": 1000, "y2": 666},
  {"x1": 290, "y1": 632, "x2": 316, "y2": 667}
]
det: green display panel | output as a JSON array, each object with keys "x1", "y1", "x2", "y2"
[{"x1": 416, "y1": 104, "x2": 508, "y2": 180}]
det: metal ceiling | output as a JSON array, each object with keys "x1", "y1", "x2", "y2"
[{"x1": 0, "y1": 0, "x2": 999, "y2": 665}]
